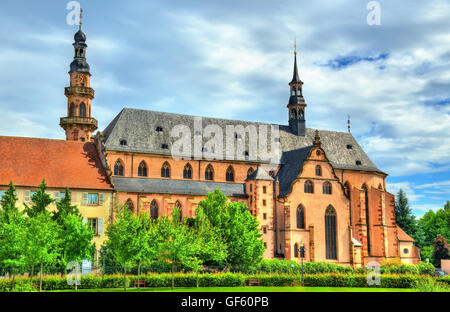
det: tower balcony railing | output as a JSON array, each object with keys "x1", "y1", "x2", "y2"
[
  {"x1": 65, "y1": 86, "x2": 95, "y2": 99},
  {"x1": 60, "y1": 116, "x2": 98, "y2": 130}
]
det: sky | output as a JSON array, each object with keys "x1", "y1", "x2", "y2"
[{"x1": 0, "y1": 0, "x2": 449, "y2": 218}]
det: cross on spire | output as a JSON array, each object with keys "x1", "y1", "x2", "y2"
[{"x1": 294, "y1": 38, "x2": 297, "y2": 55}]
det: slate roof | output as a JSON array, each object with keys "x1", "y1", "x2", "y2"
[
  {"x1": 0, "y1": 136, "x2": 113, "y2": 190},
  {"x1": 103, "y1": 108, "x2": 384, "y2": 196},
  {"x1": 112, "y1": 177, "x2": 246, "y2": 198}
]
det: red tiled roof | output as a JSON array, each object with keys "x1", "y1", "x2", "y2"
[
  {"x1": 397, "y1": 226, "x2": 414, "y2": 242},
  {"x1": 0, "y1": 136, "x2": 113, "y2": 190}
]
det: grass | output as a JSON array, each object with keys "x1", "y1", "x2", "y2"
[{"x1": 47, "y1": 286, "x2": 417, "y2": 292}]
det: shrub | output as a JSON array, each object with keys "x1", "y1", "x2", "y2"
[{"x1": 416, "y1": 262, "x2": 435, "y2": 275}]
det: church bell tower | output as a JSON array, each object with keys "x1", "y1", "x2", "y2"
[
  {"x1": 287, "y1": 42, "x2": 307, "y2": 136},
  {"x1": 60, "y1": 9, "x2": 97, "y2": 142}
]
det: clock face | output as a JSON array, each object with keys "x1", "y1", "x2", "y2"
[{"x1": 77, "y1": 74, "x2": 86, "y2": 84}]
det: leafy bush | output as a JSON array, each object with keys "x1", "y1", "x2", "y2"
[{"x1": 416, "y1": 262, "x2": 435, "y2": 275}]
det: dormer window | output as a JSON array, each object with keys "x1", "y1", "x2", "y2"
[
  {"x1": 355, "y1": 160, "x2": 362, "y2": 165},
  {"x1": 120, "y1": 140, "x2": 127, "y2": 146},
  {"x1": 156, "y1": 126, "x2": 163, "y2": 132},
  {"x1": 347, "y1": 144, "x2": 353, "y2": 150}
]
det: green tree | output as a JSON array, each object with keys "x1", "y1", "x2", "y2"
[
  {"x1": 156, "y1": 206, "x2": 201, "y2": 290},
  {"x1": 395, "y1": 189, "x2": 417, "y2": 238},
  {"x1": 24, "y1": 179, "x2": 54, "y2": 218},
  {"x1": 432, "y1": 234, "x2": 449, "y2": 267},
  {"x1": 105, "y1": 206, "x2": 145, "y2": 291},
  {"x1": 0, "y1": 210, "x2": 26, "y2": 290},
  {"x1": 189, "y1": 208, "x2": 227, "y2": 287},
  {"x1": 0, "y1": 182, "x2": 20, "y2": 223},
  {"x1": 24, "y1": 212, "x2": 60, "y2": 292},
  {"x1": 221, "y1": 202, "x2": 265, "y2": 267},
  {"x1": 197, "y1": 190, "x2": 265, "y2": 268},
  {"x1": 52, "y1": 188, "x2": 81, "y2": 224},
  {"x1": 444, "y1": 200, "x2": 450, "y2": 211},
  {"x1": 134, "y1": 212, "x2": 159, "y2": 287},
  {"x1": 59, "y1": 214, "x2": 95, "y2": 273}
]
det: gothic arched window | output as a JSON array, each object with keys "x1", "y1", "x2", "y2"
[
  {"x1": 344, "y1": 182, "x2": 350, "y2": 199},
  {"x1": 362, "y1": 184, "x2": 371, "y2": 253},
  {"x1": 297, "y1": 205, "x2": 305, "y2": 229},
  {"x1": 69, "y1": 103, "x2": 76, "y2": 117},
  {"x1": 323, "y1": 181, "x2": 332, "y2": 194},
  {"x1": 138, "y1": 161, "x2": 147, "y2": 177},
  {"x1": 304, "y1": 180, "x2": 314, "y2": 193},
  {"x1": 315, "y1": 165, "x2": 322, "y2": 176},
  {"x1": 150, "y1": 200, "x2": 158, "y2": 219},
  {"x1": 247, "y1": 167, "x2": 254, "y2": 178},
  {"x1": 79, "y1": 102, "x2": 86, "y2": 117},
  {"x1": 325, "y1": 205, "x2": 337, "y2": 259},
  {"x1": 183, "y1": 163, "x2": 192, "y2": 179},
  {"x1": 125, "y1": 199, "x2": 134, "y2": 212},
  {"x1": 205, "y1": 164, "x2": 214, "y2": 180},
  {"x1": 114, "y1": 159, "x2": 124, "y2": 176},
  {"x1": 161, "y1": 162, "x2": 170, "y2": 178},
  {"x1": 226, "y1": 166, "x2": 235, "y2": 182},
  {"x1": 175, "y1": 201, "x2": 182, "y2": 221}
]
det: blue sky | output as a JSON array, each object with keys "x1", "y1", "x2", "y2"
[{"x1": 0, "y1": 0, "x2": 449, "y2": 217}]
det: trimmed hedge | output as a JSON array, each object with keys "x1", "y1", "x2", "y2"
[{"x1": 0, "y1": 272, "x2": 442, "y2": 291}]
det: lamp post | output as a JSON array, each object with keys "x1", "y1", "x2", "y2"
[
  {"x1": 299, "y1": 243, "x2": 306, "y2": 285},
  {"x1": 99, "y1": 247, "x2": 109, "y2": 289}
]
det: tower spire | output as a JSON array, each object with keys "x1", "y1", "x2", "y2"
[
  {"x1": 60, "y1": 13, "x2": 97, "y2": 142},
  {"x1": 287, "y1": 40, "x2": 306, "y2": 136},
  {"x1": 79, "y1": 8, "x2": 83, "y2": 31},
  {"x1": 347, "y1": 115, "x2": 351, "y2": 133}
]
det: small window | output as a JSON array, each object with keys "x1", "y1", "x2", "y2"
[
  {"x1": 161, "y1": 162, "x2": 170, "y2": 178},
  {"x1": 205, "y1": 165, "x2": 214, "y2": 180},
  {"x1": 156, "y1": 126, "x2": 163, "y2": 132},
  {"x1": 263, "y1": 227, "x2": 267, "y2": 234},
  {"x1": 263, "y1": 186, "x2": 267, "y2": 194},
  {"x1": 226, "y1": 166, "x2": 235, "y2": 182},
  {"x1": 315, "y1": 165, "x2": 322, "y2": 176},
  {"x1": 138, "y1": 161, "x2": 148, "y2": 177},
  {"x1": 244, "y1": 151, "x2": 249, "y2": 156},
  {"x1": 264, "y1": 242, "x2": 267, "y2": 248},
  {"x1": 183, "y1": 163, "x2": 193, "y2": 179},
  {"x1": 403, "y1": 248, "x2": 408, "y2": 254},
  {"x1": 269, "y1": 170, "x2": 274, "y2": 177},
  {"x1": 150, "y1": 200, "x2": 158, "y2": 219},
  {"x1": 323, "y1": 181, "x2": 332, "y2": 194},
  {"x1": 53, "y1": 192, "x2": 66, "y2": 202},
  {"x1": 88, "y1": 218, "x2": 98, "y2": 235},
  {"x1": 304, "y1": 180, "x2": 314, "y2": 193},
  {"x1": 120, "y1": 139, "x2": 127, "y2": 146},
  {"x1": 294, "y1": 243, "x2": 299, "y2": 258},
  {"x1": 88, "y1": 193, "x2": 99, "y2": 205},
  {"x1": 161, "y1": 144, "x2": 169, "y2": 149},
  {"x1": 247, "y1": 167, "x2": 254, "y2": 178},
  {"x1": 263, "y1": 199, "x2": 266, "y2": 206},
  {"x1": 263, "y1": 213, "x2": 267, "y2": 220},
  {"x1": 114, "y1": 160, "x2": 124, "y2": 176},
  {"x1": 346, "y1": 144, "x2": 353, "y2": 149},
  {"x1": 316, "y1": 150, "x2": 321, "y2": 156},
  {"x1": 250, "y1": 184, "x2": 253, "y2": 192},
  {"x1": 356, "y1": 160, "x2": 362, "y2": 165},
  {"x1": 126, "y1": 199, "x2": 134, "y2": 212},
  {"x1": 195, "y1": 130, "x2": 202, "y2": 135},
  {"x1": 235, "y1": 133, "x2": 242, "y2": 139}
]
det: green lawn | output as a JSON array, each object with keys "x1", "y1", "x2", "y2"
[{"x1": 48, "y1": 286, "x2": 416, "y2": 292}]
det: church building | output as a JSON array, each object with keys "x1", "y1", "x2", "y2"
[{"x1": 1, "y1": 23, "x2": 421, "y2": 266}]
